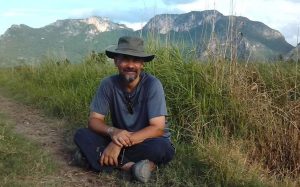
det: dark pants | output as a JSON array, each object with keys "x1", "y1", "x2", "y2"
[{"x1": 74, "y1": 128, "x2": 175, "y2": 172}]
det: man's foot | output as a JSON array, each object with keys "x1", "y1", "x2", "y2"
[
  {"x1": 69, "y1": 148, "x2": 90, "y2": 169},
  {"x1": 131, "y1": 159, "x2": 155, "y2": 183}
]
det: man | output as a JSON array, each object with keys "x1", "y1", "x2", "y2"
[{"x1": 74, "y1": 36, "x2": 175, "y2": 183}]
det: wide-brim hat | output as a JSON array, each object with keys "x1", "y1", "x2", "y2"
[{"x1": 105, "y1": 36, "x2": 155, "y2": 62}]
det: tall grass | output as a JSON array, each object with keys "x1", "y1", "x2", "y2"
[
  {"x1": 0, "y1": 46, "x2": 299, "y2": 186},
  {"x1": 146, "y1": 46, "x2": 300, "y2": 181},
  {"x1": 0, "y1": 56, "x2": 115, "y2": 125}
]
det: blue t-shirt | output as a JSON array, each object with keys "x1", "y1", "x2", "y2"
[{"x1": 90, "y1": 72, "x2": 170, "y2": 138}]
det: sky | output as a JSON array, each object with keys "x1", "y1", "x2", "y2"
[{"x1": 0, "y1": 0, "x2": 299, "y2": 46}]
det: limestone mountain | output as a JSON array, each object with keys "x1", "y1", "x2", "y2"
[
  {"x1": 0, "y1": 11, "x2": 295, "y2": 66},
  {"x1": 142, "y1": 10, "x2": 294, "y2": 61},
  {"x1": 0, "y1": 17, "x2": 134, "y2": 65}
]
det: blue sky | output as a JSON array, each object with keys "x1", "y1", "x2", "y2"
[{"x1": 1, "y1": 0, "x2": 299, "y2": 46}]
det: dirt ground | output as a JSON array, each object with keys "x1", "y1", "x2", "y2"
[{"x1": 0, "y1": 93, "x2": 115, "y2": 186}]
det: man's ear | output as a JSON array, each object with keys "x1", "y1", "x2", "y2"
[{"x1": 141, "y1": 62, "x2": 145, "y2": 69}]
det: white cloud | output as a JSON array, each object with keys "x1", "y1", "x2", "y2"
[
  {"x1": 68, "y1": 8, "x2": 95, "y2": 18},
  {"x1": 2, "y1": 10, "x2": 26, "y2": 17},
  {"x1": 1, "y1": 8, "x2": 73, "y2": 17},
  {"x1": 175, "y1": 1, "x2": 211, "y2": 12},
  {"x1": 162, "y1": 0, "x2": 198, "y2": 5},
  {"x1": 285, "y1": 0, "x2": 300, "y2": 2},
  {"x1": 1, "y1": 9, "x2": 37, "y2": 17},
  {"x1": 121, "y1": 21, "x2": 146, "y2": 30}
]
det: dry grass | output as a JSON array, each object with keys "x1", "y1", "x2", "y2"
[{"x1": 228, "y1": 64, "x2": 300, "y2": 180}]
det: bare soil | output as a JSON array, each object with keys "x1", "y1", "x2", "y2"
[{"x1": 0, "y1": 93, "x2": 114, "y2": 186}]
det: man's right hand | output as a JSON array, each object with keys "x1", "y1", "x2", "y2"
[{"x1": 109, "y1": 128, "x2": 133, "y2": 147}]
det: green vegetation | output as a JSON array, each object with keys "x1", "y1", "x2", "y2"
[
  {"x1": 0, "y1": 45, "x2": 299, "y2": 186},
  {"x1": 0, "y1": 25, "x2": 134, "y2": 66},
  {"x1": 0, "y1": 113, "x2": 56, "y2": 186}
]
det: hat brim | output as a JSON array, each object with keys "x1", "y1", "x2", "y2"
[{"x1": 105, "y1": 46, "x2": 155, "y2": 62}]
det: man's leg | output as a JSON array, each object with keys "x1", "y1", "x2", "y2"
[
  {"x1": 123, "y1": 137, "x2": 175, "y2": 166},
  {"x1": 118, "y1": 137, "x2": 175, "y2": 182},
  {"x1": 73, "y1": 128, "x2": 113, "y2": 172}
]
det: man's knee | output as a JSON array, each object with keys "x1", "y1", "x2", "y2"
[
  {"x1": 74, "y1": 128, "x2": 92, "y2": 144},
  {"x1": 145, "y1": 138, "x2": 175, "y2": 164},
  {"x1": 74, "y1": 128, "x2": 110, "y2": 148}
]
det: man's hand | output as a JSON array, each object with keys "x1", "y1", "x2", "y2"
[
  {"x1": 100, "y1": 142, "x2": 122, "y2": 166},
  {"x1": 109, "y1": 128, "x2": 133, "y2": 147}
]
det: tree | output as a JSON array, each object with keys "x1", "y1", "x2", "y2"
[{"x1": 85, "y1": 51, "x2": 107, "y2": 64}]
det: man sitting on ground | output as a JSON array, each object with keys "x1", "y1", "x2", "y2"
[{"x1": 73, "y1": 36, "x2": 175, "y2": 183}]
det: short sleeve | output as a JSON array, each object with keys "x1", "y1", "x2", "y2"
[
  {"x1": 90, "y1": 78, "x2": 112, "y2": 115},
  {"x1": 147, "y1": 79, "x2": 168, "y2": 119}
]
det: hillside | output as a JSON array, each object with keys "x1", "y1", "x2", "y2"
[
  {"x1": 285, "y1": 43, "x2": 300, "y2": 62},
  {"x1": 142, "y1": 10, "x2": 294, "y2": 61},
  {"x1": 0, "y1": 10, "x2": 295, "y2": 66},
  {"x1": 0, "y1": 17, "x2": 134, "y2": 65}
]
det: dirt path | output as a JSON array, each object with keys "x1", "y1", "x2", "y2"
[{"x1": 0, "y1": 93, "x2": 112, "y2": 186}]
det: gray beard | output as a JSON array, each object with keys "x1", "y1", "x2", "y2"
[
  {"x1": 121, "y1": 74, "x2": 137, "y2": 83},
  {"x1": 125, "y1": 76, "x2": 136, "y2": 83}
]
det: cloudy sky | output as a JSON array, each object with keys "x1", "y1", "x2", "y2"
[{"x1": 1, "y1": 0, "x2": 299, "y2": 46}]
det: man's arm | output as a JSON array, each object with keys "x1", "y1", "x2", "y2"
[
  {"x1": 89, "y1": 112, "x2": 165, "y2": 146},
  {"x1": 89, "y1": 112, "x2": 132, "y2": 147},
  {"x1": 88, "y1": 112, "x2": 110, "y2": 135},
  {"x1": 126, "y1": 78, "x2": 168, "y2": 145},
  {"x1": 129, "y1": 116, "x2": 166, "y2": 145},
  {"x1": 89, "y1": 112, "x2": 132, "y2": 166}
]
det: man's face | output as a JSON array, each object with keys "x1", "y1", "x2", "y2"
[{"x1": 114, "y1": 54, "x2": 145, "y2": 83}]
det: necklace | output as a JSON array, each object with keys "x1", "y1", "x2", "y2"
[
  {"x1": 124, "y1": 93, "x2": 134, "y2": 114},
  {"x1": 118, "y1": 73, "x2": 143, "y2": 115}
]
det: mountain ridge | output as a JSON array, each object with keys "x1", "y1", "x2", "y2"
[
  {"x1": 0, "y1": 10, "x2": 296, "y2": 65},
  {"x1": 142, "y1": 10, "x2": 293, "y2": 61}
]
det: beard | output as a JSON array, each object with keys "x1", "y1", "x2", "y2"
[
  {"x1": 123, "y1": 74, "x2": 137, "y2": 83},
  {"x1": 120, "y1": 68, "x2": 138, "y2": 83}
]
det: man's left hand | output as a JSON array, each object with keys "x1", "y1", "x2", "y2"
[{"x1": 100, "y1": 142, "x2": 122, "y2": 166}]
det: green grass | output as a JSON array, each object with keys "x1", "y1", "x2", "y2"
[
  {"x1": 0, "y1": 46, "x2": 299, "y2": 186},
  {"x1": 0, "y1": 113, "x2": 56, "y2": 186}
]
